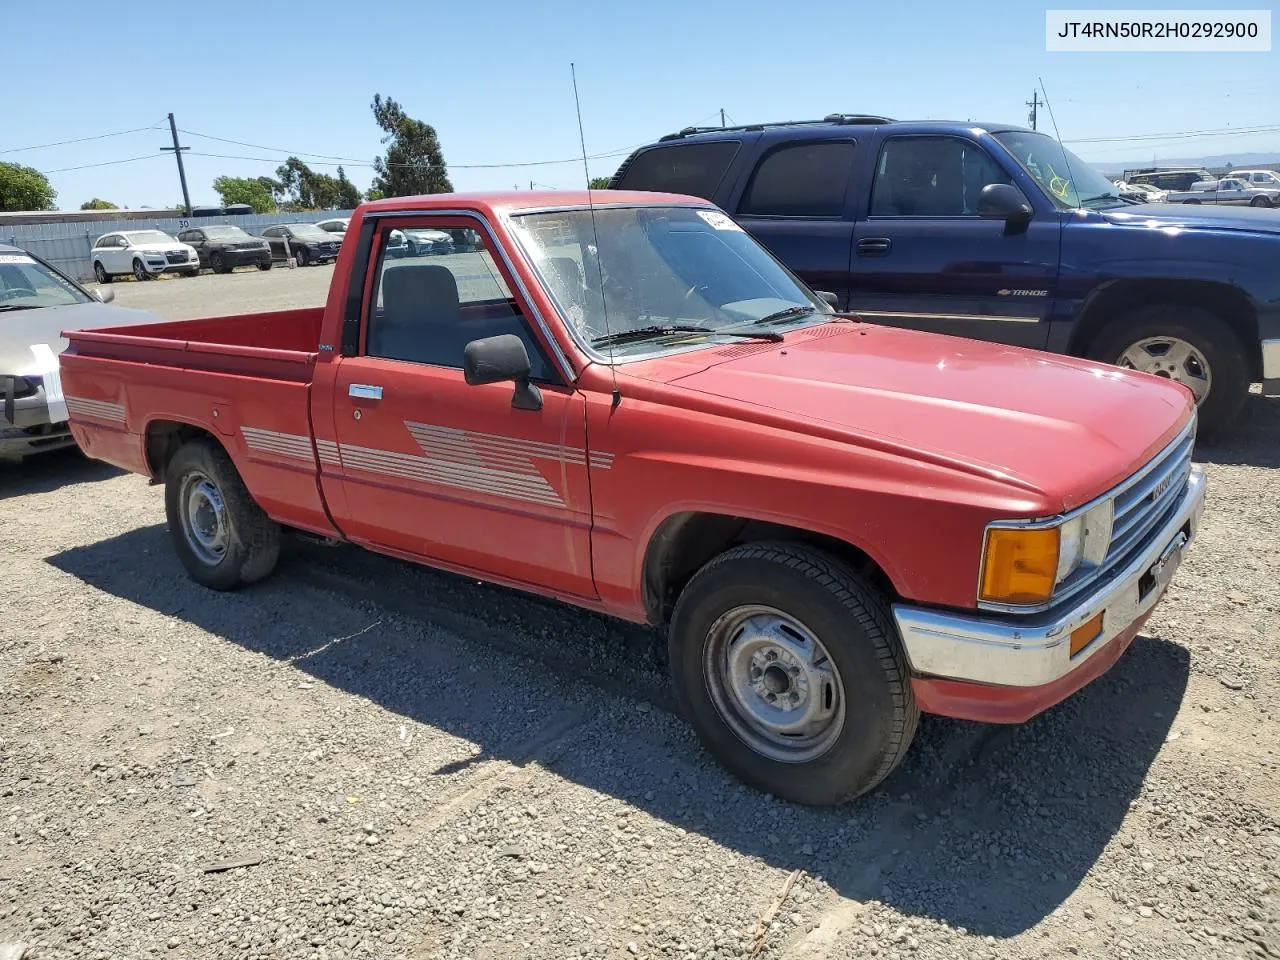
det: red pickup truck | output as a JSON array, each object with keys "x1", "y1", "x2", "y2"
[{"x1": 59, "y1": 191, "x2": 1206, "y2": 806}]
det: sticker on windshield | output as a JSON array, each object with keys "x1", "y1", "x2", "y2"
[
  {"x1": 697, "y1": 211, "x2": 743, "y2": 232},
  {"x1": 0, "y1": 253, "x2": 35, "y2": 264}
]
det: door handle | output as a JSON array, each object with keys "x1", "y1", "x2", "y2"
[
  {"x1": 348, "y1": 383, "x2": 383, "y2": 400},
  {"x1": 857, "y1": 237, "x2": 892, "y2": 257}
]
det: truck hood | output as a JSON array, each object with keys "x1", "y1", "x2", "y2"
[
  {"x1": 1, "y1": 302, "x2": 162, "y2": 376},
  {"x1": 663, "y1": 323, "x2": 1192, "y2": 511},
  {"x1": 1100, "y1": 202, "x2": 1280, "y2": 236}
]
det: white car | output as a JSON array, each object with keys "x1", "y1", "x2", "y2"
[
  {"x1": 1230, "y1": 169, "x2": 1280, "y2": 189},
  {"x1": 315, "y1": 218, "x2": 349, "y2": 242},
  {"x1": 91, "y1": 230, "x2": 200, "y2": 283}
]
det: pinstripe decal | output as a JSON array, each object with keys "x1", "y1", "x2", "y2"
[
  {"x1": 237, "y1": 421, "x2": 616, "y2": 507},
  {"x1": 65, "y1": 397, "x2": 126, "y2": 423}
]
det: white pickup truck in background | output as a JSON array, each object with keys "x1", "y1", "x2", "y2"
[{"x1": 1166, "y1": 176, "x2": 1280, "y2": 207}]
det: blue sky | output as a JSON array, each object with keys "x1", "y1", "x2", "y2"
[{"x1": 4, "y1": 0, "x2": 1276, "y2": 209}]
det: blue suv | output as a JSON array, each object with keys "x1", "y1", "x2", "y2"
[{"x1": 609, "y1": 115, "x2": 1280, "y2": 435}]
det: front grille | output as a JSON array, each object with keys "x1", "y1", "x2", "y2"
[
  {"x1": 1054, "y1": 423, "x2": 1195, "y2": 606},
  {"x1": 165, "y1": 251, "x2": 186, "y2": 264}
]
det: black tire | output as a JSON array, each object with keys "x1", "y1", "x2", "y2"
[
  {"x1": 294, "y1": 247, "x2": 309, "y2": 267},
  {"x1": 93, "y1": 261, "x2": 111, "y2": 284},
  {"x1": 184, "y1": 268, "x2": 199, "y2": 278},
  {"x1": 164, "y1": 438, "x2": 281, "y2": 591},
  {"x1": 668, "y1": 541, "x2": 918, "y2": 806},
  {"x1": 211, "y1": 252, "x2": 229, "y2": 274},
  {"x1": 257, "y1": 261, "x2": 273, "y2": 271},
  {"x1": 132, "y1": 258, "x2": 149, "y2": 281},
  {"x1": 1250, "y1": 195, "x2": 1272, "y2": 208},
  {"x1": 1084, "y1": 303, "x2": 1249, "y2": 436},
  {"x1": 1183, "y1": 199, "x2": 1201, "y2": 204}
]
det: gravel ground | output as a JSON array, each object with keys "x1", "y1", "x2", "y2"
[
  {"x1": 2, "y1": 272, "x2": 1279, "y2": 959},
  {"x1": 86, "y1": 263, "x2": 337, "y2": 321}
]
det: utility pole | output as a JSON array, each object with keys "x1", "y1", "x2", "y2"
[
  {"x1": 720, "y1": 108, "x2": 726, "y2": 128},
  {"x1": 161, "y1": 113, "x2": 192, "y2": 216},
  {"x1": 1025, "y1": 91, "x2": 1041, "y2": 131}
]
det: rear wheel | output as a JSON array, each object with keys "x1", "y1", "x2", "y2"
[
  {"x1": 94, "y1": 261, "x2": 110, "y2": 284},
  {"x1": 164, "y1": 438, "x2": 281, "y2": 590},
  {"x1": 1085, "y1": 303, "x2": 1249, "y2": 436},
  {"x1": 668, "y1": 541, "x2": 918, "y2": 806},
  {"x1": 1250, "y1": 195, "x2": 1272, "y2": 208},
  {"x1": 132, "y1": 258, "x2": 149, "y2": 281}
]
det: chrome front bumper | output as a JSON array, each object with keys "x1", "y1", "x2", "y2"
[
  {"x1": 892, "y1": 465, "x2": 1206, "y2": 688},
  {"x1": 1263, "y1": 338, "x2": 1280, "y2": 396}
]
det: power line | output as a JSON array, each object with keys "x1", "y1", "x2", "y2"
[
  {"x1": 185, "y1": 146, "x2": 641, "y2": 171},
  {"x1": 179, "y1": 127, "x2": 646, "y2": 169},
  {"x1": 1, "y1": 122, "x2": 165, "y2": 156},
  {"x1": 44, "y1": 154, "x2": 162, "y2": 174},
  {"x1": 1065, "y1": 123, "x2": 1280, "y2": 144}
]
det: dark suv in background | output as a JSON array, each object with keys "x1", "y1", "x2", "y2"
[{"x1": 609, "y1": 114, "x2": 1280, "y2": 434}]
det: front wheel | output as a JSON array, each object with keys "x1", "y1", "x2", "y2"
[
  {"x1": 294, "y1": 247, "x2": 309, "y2": 267},
  {"x1": 668, "y1": 541, "x2": 918, "y2": 806},
  {"x1": 164, "y1": 438, "x2": 281, "y2": 590},
  {"x1": 132, "y1": 258, "x2": 150, "y2": 281},
  {"x1": 211, "y1": 252, "x2": 229, "y2": 274},
  {"x1": 257, "y1": 261, "x2": 273, "y2": 271},
  {"x1": 94, "y1": 261, "x2": 110, "y2": 284},
  {"x1": 1250, "y1": 195, "x2": 1272, "y2": 208},
  {"x1": 1085, "y1": 303, "x2": 1249, "y2": 436}
]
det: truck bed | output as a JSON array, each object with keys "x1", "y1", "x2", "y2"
[{"x1": 63, "y1": 307, "x2": 325, "y2": 382}]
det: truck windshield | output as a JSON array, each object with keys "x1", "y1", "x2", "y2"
[
  {"x1": 0, "y1": 254, "x2": 91, "y2": 311},
  {"x1": 508, "y1": 205, "x2": 831, "y2": 356},
  {"x1": 993, "y1": 131, "x2": 1124, "y2": 209}
]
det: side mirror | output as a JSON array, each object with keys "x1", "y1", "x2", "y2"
[
  {"x1": 814, "y1": 290, "x2": 839, "y2": 308},
  {"x1": 94, "y1": 288, "x2": 115, "y2": 303},
  {"x1": 977, "y1": 183, "x2": 1034, "y2": 223},
  {"x1": 463, "y1": 334, "x2": 542, "y2": 411}
]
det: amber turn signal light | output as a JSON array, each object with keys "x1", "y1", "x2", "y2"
[
  {"x1": 1069, "y1": 612, "x2": 1105, "y2": 657},
  {"x1": 980, "y1": 527, "x2": 1061, "y2": 605}
]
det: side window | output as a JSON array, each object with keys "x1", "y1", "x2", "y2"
[
  {"x1": 612, "y1": 141, "x2": 742, "y2": 201},
  {"x1": 870, "y1": 137, "x2": 1011, "y2": 217},
  {"x1": 262, "y1": 228, "x2": 278, "y2": 238},
  {"x1": 364, "y1": 224, "x2": 555, "y2": 381},
  {"x1": 738, "y1": 141, "x2": 856, "y2": 218}
]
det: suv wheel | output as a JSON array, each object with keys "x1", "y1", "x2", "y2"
[
  {"x1": 94, "y1": 261, "x2": 111, "y2": 284},
  {"x1": 1086, "y1": 303, "x2": 1249, "y2": 436},
  {"x1": 132, "y1": 258, "x2": 149, "y2": 282}
]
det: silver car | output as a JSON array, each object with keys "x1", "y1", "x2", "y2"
[{"x1": 1, "y1": 244, "x2": 163, "y2": 461}]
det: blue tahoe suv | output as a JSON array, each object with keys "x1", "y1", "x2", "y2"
[{"x1": 609, "y1": 115, "x2": 1280, "y2": 435}]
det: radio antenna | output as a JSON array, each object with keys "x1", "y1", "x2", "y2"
[
  {"x1": 1038, "y1": 77, "x2": 1079, "y2": 209},
  {"x1": 570, "y1": 61, "x2": 621, "y2": 409}
]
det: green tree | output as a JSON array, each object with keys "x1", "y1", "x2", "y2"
[
  {"x1": 369, "y1": 94, "x2": 452, "y2": 197},
  {"x1": 0, "y1": 162, "x2": 56, "y2": 212},
  {"x1": 212, "y1": 176, "x2": 277, "y2": 213},
  {"x1": 589, "y1": 177, "x2": 611, "y2": 189},
  {"x1": 336, "y1": 167, "x2": 362, "y2": 209},
  {"x1": 275, "y1": 157, "x2": 349, "y2": 210},
  {"x1": 80, "y1": 198, "x2": 118, "y2": 210}
]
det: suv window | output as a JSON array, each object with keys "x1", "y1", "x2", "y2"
[
  {"x1": 739, "y1": 141, "x2": 855, "y2": 217},
  {"x1": 870, "y1": 136, "x2": 1011, "y2": 217},
  {"x1": 612, "y1": 141, "x2": 741, "y2": 201},
  {"x1": 364, "y1": 224, "x2": 554, "y2": 380}
]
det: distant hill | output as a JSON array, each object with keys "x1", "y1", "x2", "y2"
[{"x1": 1092, "y1": 151, "x2": 1280, "y2": 177}]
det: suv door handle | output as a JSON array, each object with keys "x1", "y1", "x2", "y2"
[
  {"x1": 348, "y1": 384, "x2": 383, "y2": 400},
  {"x1": 857, "y1": 237, "x2": 892, "y2": 256}
]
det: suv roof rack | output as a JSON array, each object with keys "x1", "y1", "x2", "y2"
[{"x1": 657, "y1": 114, "x2": 895, "y2": 141}]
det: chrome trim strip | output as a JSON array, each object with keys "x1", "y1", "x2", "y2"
[
  {"x1": 1262, "y1": 338, "x2": 1280, "y2": 381},
  {"x1": 856, "y1": 310, "x2": 1040, "y2": 324},
  {"x1": 895, "y1": 465, "x2": 1205, "y2": 688}
]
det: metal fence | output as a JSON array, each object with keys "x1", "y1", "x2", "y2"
[{"x1": 4, "y1": 210, "x2": 356, "y2": 283}]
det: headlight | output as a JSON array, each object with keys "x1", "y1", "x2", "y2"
[{"x1": 979, "y1": 500, "x2": 1114, "y2": 606}]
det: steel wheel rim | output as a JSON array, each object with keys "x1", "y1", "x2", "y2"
[
  {"x1": 1117, "y1": 335, "x2": 1211, "y2": 403},
  {"x1": 179, "y1": 472, "x2": 229, "y2": 566},
  {"x1": 703, "y1": 604, "x2": 846, "y2": 763}
]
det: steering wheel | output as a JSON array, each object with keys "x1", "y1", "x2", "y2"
[{"x1": 0, "y1": 286, "x2": 36, "y2": 301}]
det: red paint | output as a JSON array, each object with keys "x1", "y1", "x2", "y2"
[
  {"x1": 911, "y1": 609, "x2": 1154, "y2": 724},
  {"x1": 59, "y1": 191, "x2": 1195, "y2": 719}
]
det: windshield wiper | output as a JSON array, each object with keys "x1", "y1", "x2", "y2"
[
  {"x1": 1078, "y1": 193, "x2": 1126, "y2": 206},
  {"x1": 591, "y1": 324, "x2": 783, "y2": 347},
  {"x1": 0, "y1": 304, "x2": 38, "y2": 313},
  {"x1": 750, "y1": 305, "x2": 819, "y2": 326}
]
